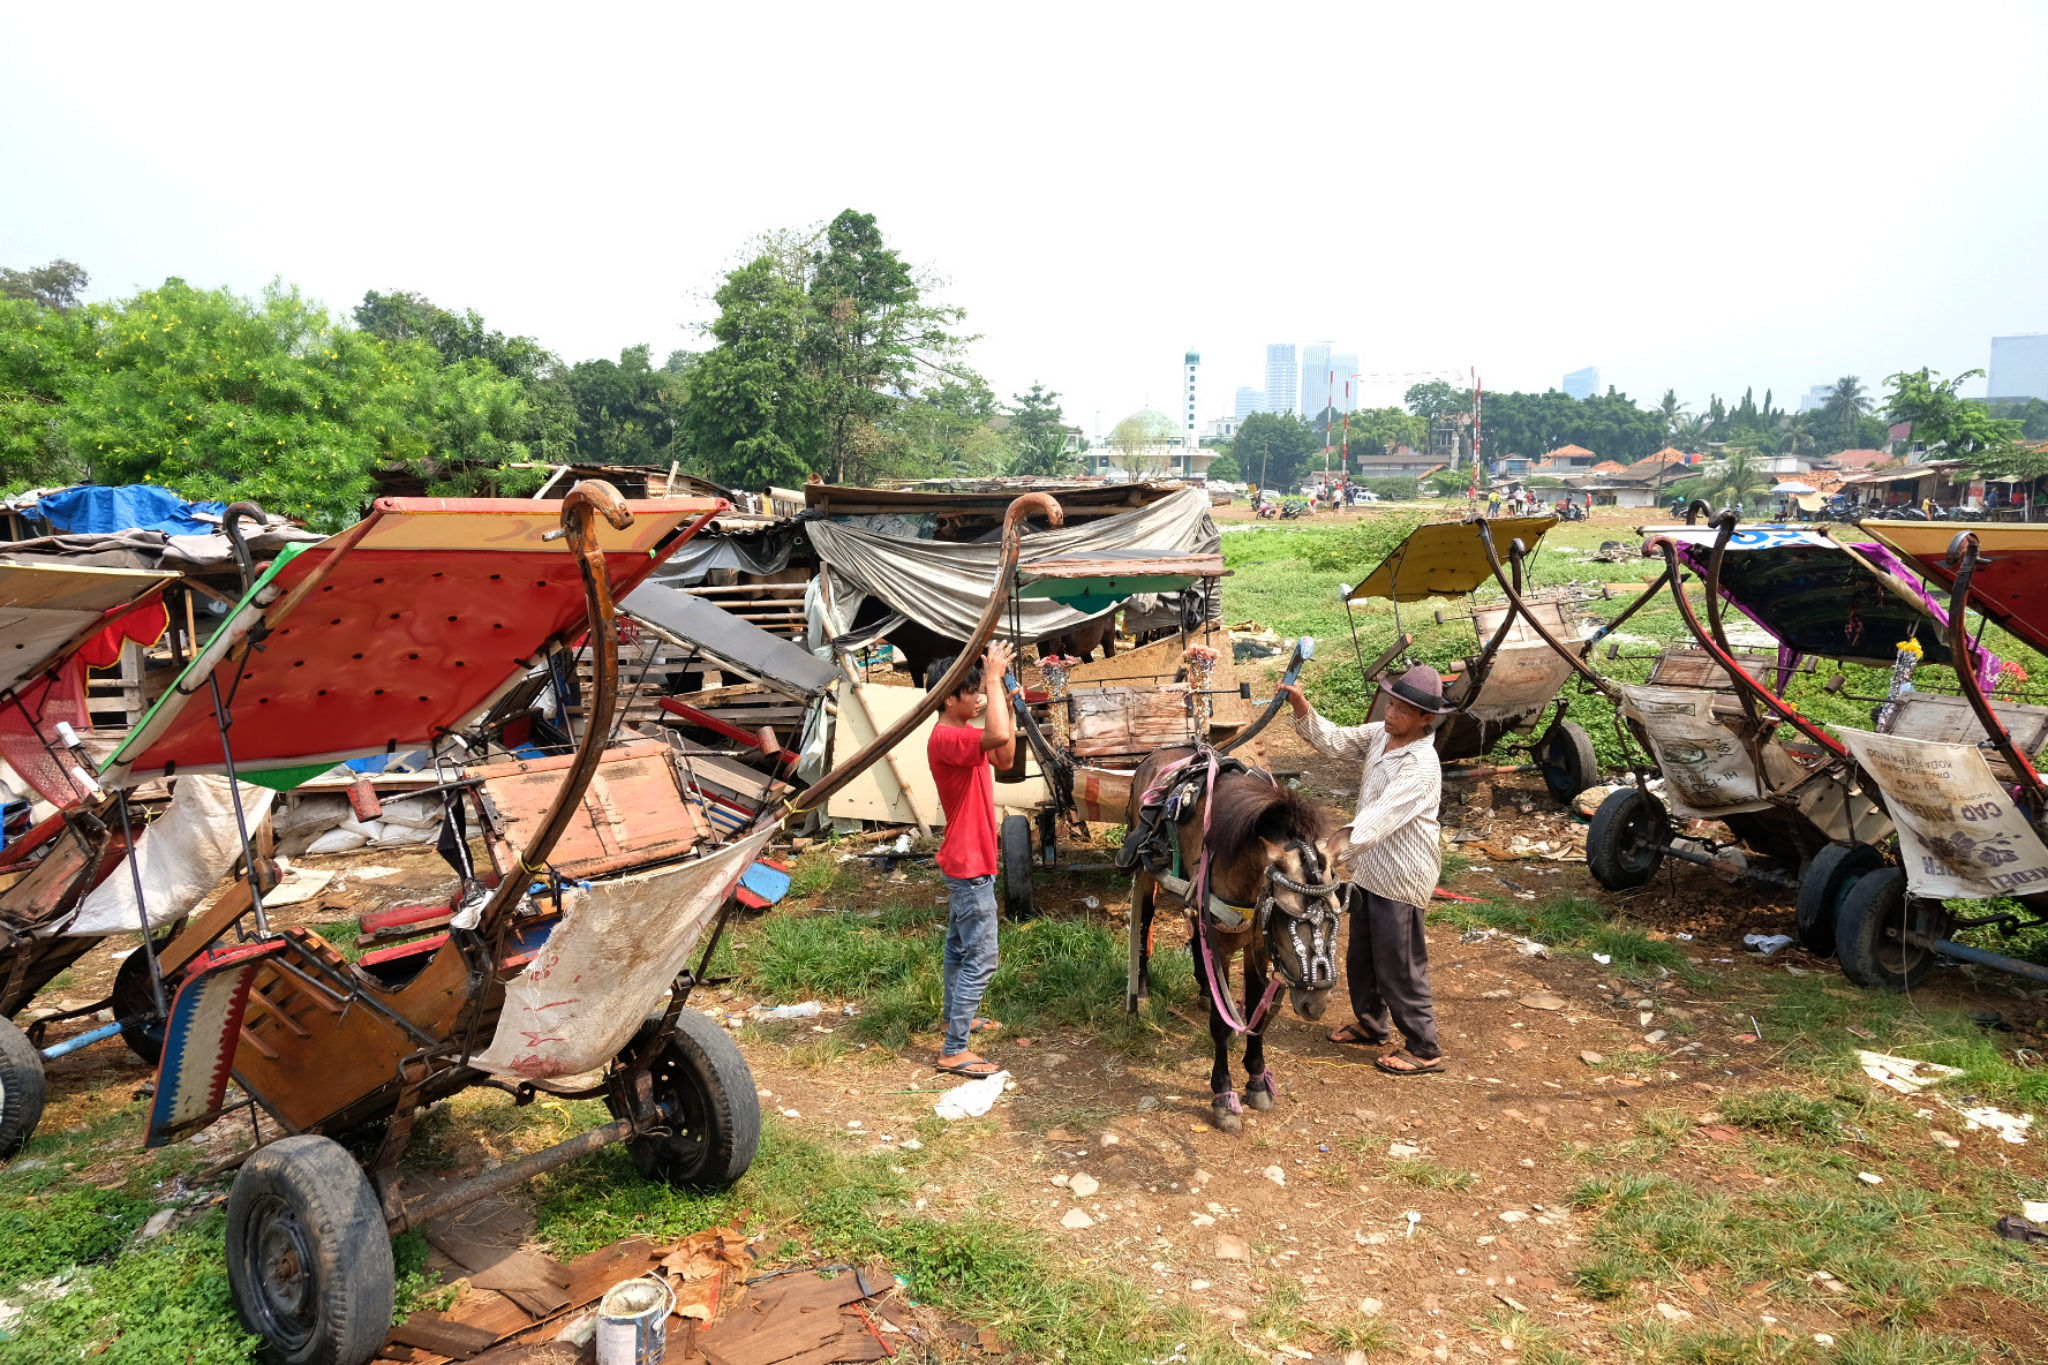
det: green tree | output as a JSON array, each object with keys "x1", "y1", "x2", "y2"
[
  {"x1": 0, "y1": 295, "x2": 94, "y2": 486},
  {"x1": 1669, "y1": 445, "x2": 1771, "y2": 511},
  {"x1": 883, "y1": 379, "x2": 1007, "y2": 478},
  {"x1": 1657, "y1": 388, "x2": 1686, "y2": 435},
  {"x1": 45, "y1": 278, "x2": 534, "y2": 526},
  {"x1": 1204, "y1": 451, "x2": 1241, "y2": 482},
  {"x1": 0, "y1": 259, "x2": 89, "y2": 311},
  {"x1": 355, "y1": 289, "x2": 576, "y2": 463},
  {"x1": 1342, "y1": 405, "x2": 1427, "y2": 457},
  {"x1": 1231, "y1": 411, "x2": 1318, "y2": 491},
  {"x1": 1825, "y1": 376, "x2": 1870, "y2": 429},
  {"x1": 563, "y1": 344, "x2": 690, "y2": 466},
  {"x1": 678, "y1": 254, "x2": 822, "y2": 490},
  {"x1": 1403, "y1": 380, "x2": 1470, "y2": 423},
  {"x1": 1005, "y1": 383, "x2": 1073, "y2": 476},
  {"x1": 1883, "y1": 368, "x2": 2024, "y2": 474}
]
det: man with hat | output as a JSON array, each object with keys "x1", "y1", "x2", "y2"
[{"x1": 1278, "y1": 663, "x2": 1454, "y2": 1075}]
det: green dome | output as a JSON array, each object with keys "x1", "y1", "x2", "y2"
[
  {"x1": 1185, "y1": 349, "x2": 1200, "y2": 363},
  {"x1": 1114, "y1": 408, "x2": 1178, "y2": 443}
]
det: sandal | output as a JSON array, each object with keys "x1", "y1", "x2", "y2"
[
  {"x1": 970, "y1": 1017, "x2": 1002, "y2": 1034},
  {"x1": 1375, "y1": 1050, "x2": 1445, "y2": 1076},
  {"x1": 936, "y1": 1054, "x2": 1003, "y2": 1078},
  {"x1": 1328, "y1": 1022, "x2": 1388, "y2": 1047}
]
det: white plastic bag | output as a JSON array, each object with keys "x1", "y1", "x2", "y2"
[{"x1": 934, "y1": 1070, "x2": 1010, "y2": 1120}]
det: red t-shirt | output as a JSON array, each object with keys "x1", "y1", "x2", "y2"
[{"x1": 928, "y1": 723, "x2": 997, "y2": 879}]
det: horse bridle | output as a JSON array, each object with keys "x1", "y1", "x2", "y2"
[{"x1": 1257, "y1": 838, "x2": 1345, "y2": 994}]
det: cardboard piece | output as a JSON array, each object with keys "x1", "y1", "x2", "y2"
[{"x1": 824, "y1": 682, "x2": 1048, "y2": 825}]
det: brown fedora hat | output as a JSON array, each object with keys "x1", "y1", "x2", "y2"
[{"x1": 1385, "y1": 663, "x2": 1458, "y2": 715}]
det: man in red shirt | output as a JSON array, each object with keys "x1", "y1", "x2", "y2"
[{"x1": 926, "y1": 638, "x2": 1017, "y2": 1077}]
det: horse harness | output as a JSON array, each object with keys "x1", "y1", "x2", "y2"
[{"x1": 1119, "y1": 747, "x2": 1346, "y2": 1034}]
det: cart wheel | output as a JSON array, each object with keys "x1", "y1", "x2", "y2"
[
  {"x1": 226, "y1": 1134, "x2": 394, "y2": 1365},
  {"x1": 1794, "y1": 843, "x2": 1887, "y2": 958},
  {"x1": 0, "y1": 1015, "x2": 47, "y2": 1159},
  {"x1": 1586, "y1": 787, "x2": 1668, "y2": 890},
  {"x1": 111, "y1": 936, "x2": 180, "y2": 1066},
  {"x1": 1000, "y1": 814, "x2": 1035, "y2": 921},
  {"x1": 1535, "y1": 721, "x2": 1599, "y2": 804},
  {"x1": 610, "y1": 1009, "x2": 759, "y2": 1188},
  {"x1": 1835, "y1": 868, "x2": 1940, "y2": 992}
]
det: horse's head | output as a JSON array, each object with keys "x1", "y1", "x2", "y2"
[{"x1": 1258, "y1": 837, "x2": 1345, "y2": 1021}]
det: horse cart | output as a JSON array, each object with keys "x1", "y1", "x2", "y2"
[
  {"x1": 1813, "y1": 523, "x2": 2048, "y2": 991},
  {"x1": 1500, "y1": 514, "x2": 1995, "y2": 915},
  {"x1": 1339, "y1": 516, "x2": 1603, "y2": 803}
]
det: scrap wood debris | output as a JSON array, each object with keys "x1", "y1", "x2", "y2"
[{"x1": 374, "y1": 1222, "x2": 907, "y2": 1365}]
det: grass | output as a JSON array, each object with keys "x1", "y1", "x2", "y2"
[
  {"x1": 1385, "y1": 1157, "x2": 1477, "y2": 1191},
  {"x1": 725, "y1": 896, "x2": 1196, "y2": 1057}
]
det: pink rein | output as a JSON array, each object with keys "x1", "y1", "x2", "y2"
[{"x1": 1149, "y1": 751, "x2": 1283, "y2": 1037}]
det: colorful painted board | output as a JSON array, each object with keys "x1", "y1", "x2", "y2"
[
  {"x1": 0, "y1": 559, "x2": 178, "y2": 696},
  {"x1": 1861, "y1": 522, "x2": 2048, "y2": 657}
]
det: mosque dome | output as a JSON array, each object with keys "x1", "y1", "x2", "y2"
[
  {"x1": 1185, "y1": 349, "x2": 1200, "y2": 364},
  {"x1": 1115, "y1": 408, "x2": 1178, "y2": 443}
]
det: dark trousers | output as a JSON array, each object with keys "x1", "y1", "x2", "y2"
[{"x1": 1345, "y1": 886, "x2": 1441, "y2": 1059}]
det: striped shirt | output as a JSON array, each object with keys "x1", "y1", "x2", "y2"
[{"x1": 1293, "y1": 710, "x2": 1442, "y2": 910}]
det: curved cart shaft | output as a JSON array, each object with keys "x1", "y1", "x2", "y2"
[{"x1": 1943, "y1": 531, "x2": 2047, "y2": 814}]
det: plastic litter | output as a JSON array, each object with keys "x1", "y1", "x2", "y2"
[
  {"x1": 1857, "y1": 1050, "x2": 1963, "y2": 1095},
  {"x1": 1743, "y1": 933, "x2": 1795, "y2": 956},
  {"x1": 933, "y1": 1070, "x2": 1010, "y2": 1120},
  {"x1": 752, "y1": 1001, "x2": 823, "y2": 1019}
]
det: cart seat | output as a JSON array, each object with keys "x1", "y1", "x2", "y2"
[
  {"x1": 1884, "y1": 692, "x2": 2048, "y2": 766},
  {"x1": 1648, "y1": 647, "x2": 1781, "y2": 692}
]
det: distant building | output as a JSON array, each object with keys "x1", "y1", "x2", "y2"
[
  {"x1": 1989, "y1": 334, "x2": 2048, "y2": 400},
  {"x1": 1562, "y1": 366, "x2": 1600, "y2": 400},
  {"x1": 1797, "y1": 383, "x2": 1834, "y2": 414},
  {"x1": 1085, "y1": 407, "x2": 1215, "y2": 481},
  {"x1": 1265, "y1": 344, "x2": 1298, "y2": 419},
  {"x1": 1299, "y1": 342, "x2": 1331, "y2": 418},
  {"x1": 1181, "y1": 349, "x2": 1200, "y2": 449},
  {"x1": 1233, "y1": 387, "x2": 1265, "y2": 420},
  {"x1": 1203, "y1": 415, "x2": 1239, "y2": 442}
]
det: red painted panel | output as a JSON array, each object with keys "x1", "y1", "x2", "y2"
[
  {"x1": 1896, "y1": 549, "x2": 2048, "y2": 658},
  {"x1": 127, "y1": 501, "x2": 716, "y2": 776}
]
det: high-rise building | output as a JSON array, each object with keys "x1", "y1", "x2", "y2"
[
  {"x1": 1181, "y1": 349, "x2": 1200, "y2": 448},
  {"x1": 1234, "y1": 387, "x2": 1265, "y2": 420},
  {"x1": 1989, "y1": 335, "x2": 2048, "y2": 401},
  {"x1": 1299, "y1": 342, "x2": 1332, "y2": 418},
  {"x1": 1797, "y1": 384, "x2": 1834, "y2": 414},
  {"x1": 1265, "y1": 344, "x2": 1298, "y2": 420},
  {"x1": 1331, "y1": 352, "x2": 1359, "y2": 413},
  {"x1": 1562, "y1": 366, "x2": 1600, "y2": 400}
]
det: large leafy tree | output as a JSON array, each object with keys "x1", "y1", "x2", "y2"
[
  {"x1": 1885, "y1": 367, "x2": 2029, "y2": 477},
  {"x1": 679, "y1": 254, "x2": 822, "y2": 490},
  {"x1": 1230, "y1": 411, "x2": 1319, "y2": 490},
  {"x1": 1341, "y1": 406, "x2": 1427, "y2": 457},
  {"x1": 884, "y1": 379, "x2": 1008, "y2": 477},
  {"x1": 355, "y1": 289, "x2": 576, "y2": 463},
  {"x1": 1005, "y1": 383, "x2": 1073, "y2": 476},
  {"x1": 1669, "y1": 445, "x2": 1771, "y2": 510},
  {"x1": 2, "y1": 277, "x2": 537, "y2": 527},
  {"x1": 563, "y1": 345, "x2": 690, "y2": 466},
  {"x1": 0, "y1": 259, "x2": 89, "y2": 312},
  {"x1": 1404, "y1": 380, "x2": 1470, "y2": 424}
]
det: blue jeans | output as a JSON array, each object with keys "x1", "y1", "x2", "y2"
[{"x1": 941, "y1": 874, "x2": 999, "y2": 1056}]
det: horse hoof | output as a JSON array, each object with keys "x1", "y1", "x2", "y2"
[
  {"x1": 1245, "y1": 1085, "x2": 1274, "y2": 1112},
  {"x1": 1211, "y1": 1104, "x2": 1242, "y2": 1134}
]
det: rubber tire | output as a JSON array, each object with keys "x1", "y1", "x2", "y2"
[
  {"x1": 1587, "y1": 787, "x2": 1668, "y2": 891},
  {"x1": 1835, "y1": 867, "x2": 1939, "y2": 992},
  {"x1": 111, "y1": 935, "x2": 181, "y2": 1066},
  {"x1": 1794, "y1": 843, "x2": 1887, "y2": 958},
  {"x1": 0, "y1": 1015, "x2": 47, "y2": 1160},
  {"x1": 999, "y1": 813, "x2": 1035, "y2": 921},
  {"x1": 610, "y1": 1009, "x2": 759, "y2": 1188},
  {"x1": 1536, "y1": 721, "x2": 1599, "y2": 804},
  {"x1": 225, "y1": 1134, "x2": 394, "y2": 1365}
]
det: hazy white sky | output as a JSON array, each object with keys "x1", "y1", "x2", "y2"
[{"x1": 6, "y1": 2, "x2": 2045, "y2": 446}]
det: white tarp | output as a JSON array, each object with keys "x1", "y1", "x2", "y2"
[
  {"x1": 1467, "y1": 643, "x2": 1575, "y2": 725},
  {"x1": 1838, "y1": 728, "x2": 2048, "y2": 900},
  {"x1": 1619, "y1": 684, "x2": 1769, "y2": 817},
  {"x1": 473, "y1": 828, "x2": 775, "y2": 1079},
  {"x1": 804, "y1": 485, "x2": 1218, "y2": 643},
  {"x1": 66, "y1": 775, "x2": 277, "y2": 937}
]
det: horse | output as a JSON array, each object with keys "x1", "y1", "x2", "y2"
[{"x1": 1125, "y1": 747, "x2": 1345, "y2": 1133}]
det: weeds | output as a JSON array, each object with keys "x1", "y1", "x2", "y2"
[{"x1": 1386, "y1": 1158, "x2": 1476, "y2": 1191}]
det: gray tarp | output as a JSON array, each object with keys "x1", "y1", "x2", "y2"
[
  {"x1": 621, "y1": 582, "x2": 836, "y2": 700},
  {"x1": 648, "y1": 528, "x2": 799, "y2": 586},
  {"x1": 804, "y1": 485, "x2": 1219, "y2": 644}
]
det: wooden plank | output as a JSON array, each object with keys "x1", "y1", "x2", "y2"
[
  {"x1": 1069, "y1": 686, "x2": 1195, "y2": 757},
  {"x1": 823, "y1": 681, "x2": 1048, "y2": 826},
  {"x1": 384, "y1": 1313, "x2": 501, "y2": 1359}
]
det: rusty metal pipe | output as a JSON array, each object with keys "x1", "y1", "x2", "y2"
[
  {"x1": 1580, "y1": 564, "x2": 1671, "y2": 659},
  {"x1": 390, "y1": 1118, "x2": 634, "y2": 1232},
  {"x1": 475, "y1": 481, "x2": 633, "y2": 940},
  {"x1": 788, "y1": 492, "x2": 1064, "y2": 819}
]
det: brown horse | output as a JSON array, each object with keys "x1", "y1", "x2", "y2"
[{"x1": 1126, "y1": 747, "x2": 1345, "y2": 1133}]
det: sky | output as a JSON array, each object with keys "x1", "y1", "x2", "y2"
[{"x1": 6, "y1": 1, "x2": 2046, "y2": 448}]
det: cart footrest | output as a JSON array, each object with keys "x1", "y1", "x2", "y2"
[{"x1": 146, "y1": 939, "x2": 289, "y2": 1148}]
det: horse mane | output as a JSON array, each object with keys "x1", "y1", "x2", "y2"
[{"x1": 1205, "y1": 773, "x2": 1330, "y2": 868}]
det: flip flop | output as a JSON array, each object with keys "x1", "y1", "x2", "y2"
[
  {"x1": 1328, "y1": 1022, "x2": 1388, "y2": 1047},
  {"x1": 935, "y1": 1056, "x2": 1003, "y2": 1078},
  {"x1": 1375, "y1": 1050, "x2": 1445, "y2": 1076},
  {"x1": 970, "y1": 1018, "x2": 1002, "y2": 1034}
]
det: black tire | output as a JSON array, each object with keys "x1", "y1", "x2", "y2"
[
  {"x1": 225, "y1": 1134, "x2": 394, "y2": 1365},
  {"x1": 1835, "y1": 867, "x2": 1940, "y2": 992},
  {"x1": 0, "y1": 1016, "x2": 47, "y2": 1160},
  {"x1": 609, "y1": 1009, "x2": 759, "y2": 1188},
  {"x1": 1000, "y1": 813, "x2": 1034, "y2": 921},
  {"x1": 111, "y1": 934, "x2": 181, "y2": 1066},
  {"x1": 1587, "y1": 787, "x2": 1669, "y2": 890},
  {"x1": 1535, "y1": 721, "x2": 1599, "y2": 804},
  {"x1": 1794, "y1": 843, "x2": 1887, "y2": 957}
]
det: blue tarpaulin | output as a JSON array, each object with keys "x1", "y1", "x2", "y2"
[{"x1": 22, "y1": 486, "x2": 228, "y2": 536}]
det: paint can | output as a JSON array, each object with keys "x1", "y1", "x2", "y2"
[{"x1": 595, "y1": 1275, "x2": 673, "y2": 1365}]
